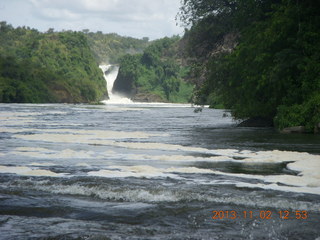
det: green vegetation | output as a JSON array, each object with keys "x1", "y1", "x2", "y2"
[
  {"x1": 0, "y1": 22, "x2": 191, "y2": 103},
  {"x1": 84, "y1": 30, "x2": 150, "y2": 64},
  {"x1": 113, "y1": 36, "x2": 194, "y2": 103},
  {"x1": 0, "y1": 22, "x2": 106, "y2": 103},
  {"x1": 179, "y1": 0, "x2": 320, "y2": 132}
]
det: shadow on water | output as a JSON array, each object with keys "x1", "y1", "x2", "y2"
[
  {"x1": 192, "y1": 161, "x2": 297, "y2": 176},
  {"x1": 188, "y1": 126, "x2": 320, "y2": 154}
]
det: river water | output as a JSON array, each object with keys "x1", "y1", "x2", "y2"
[{"x1": 0, "y1": 103, "x2": 319, "y2": 240}]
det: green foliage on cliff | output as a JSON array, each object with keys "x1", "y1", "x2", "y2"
[
  {"x1": 113, "y1": 36, "x2": 193, "y2": 103},
  {"x1": 84, "y1": 30, "x2": 150, "y2": 64},
  {"x1": 179, "y1": 0, "x2": 320, "y2": 131},
  {"x1": 0, "y1": 22, "x2": 106, "y2": 103}
]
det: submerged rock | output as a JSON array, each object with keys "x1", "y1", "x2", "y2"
[
  {"x1": 281, "y1": 126, "x2": 306, "y2": 134},
  {"x1": 237, "y1": 117, "x2": 274, "y2": 127}
]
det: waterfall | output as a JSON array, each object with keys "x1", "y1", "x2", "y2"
[{"x1": 99, "y1": 64, "x2": 132, "y2": 104}]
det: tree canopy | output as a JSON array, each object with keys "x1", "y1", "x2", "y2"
[
  {"x1": 0, "y1": 22, "x2": 106, "y2": 103},
  {"x1": 179, "y1": 0, "x2": 320, "y2": 132},
  {"x1": 113, "y1": 36, "x2": 194, "y2": 103}
]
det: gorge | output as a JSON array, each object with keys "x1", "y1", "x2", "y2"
[{"x1": 99, "y1": 64, "x2": 132, "y2": 104}]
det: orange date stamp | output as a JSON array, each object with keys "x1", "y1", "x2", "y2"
[{"x1": 211, "y1": 210, "x2": 308, "y2": 220}]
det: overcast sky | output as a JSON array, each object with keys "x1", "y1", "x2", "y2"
[{"x1": 0, "y1": 0, "x2": 184, "y2": 40}]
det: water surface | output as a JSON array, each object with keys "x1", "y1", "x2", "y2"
[{"x1": 0, "y1": 103, "x2": 319, "y2": 239}]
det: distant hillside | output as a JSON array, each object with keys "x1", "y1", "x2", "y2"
[
  {"x1": 84, "y1": 30, "x2": 150, "y2": 64},
  {"x1": 0, "y1": 22, "x2": 106, "y2": 103},
  {"x1": 0, "y1": 22, "x2": 194, "y2": 104}
]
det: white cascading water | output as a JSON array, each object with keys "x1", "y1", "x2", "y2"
[{"x1": 99, "y1": 64, "x2": 132, "y2": 104}]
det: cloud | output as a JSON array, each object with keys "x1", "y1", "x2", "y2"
[
  {"x1": 36, "y1": 8, "x2": 82, "y2": 21},
  {"x1": 1, "y1": 0, "x2": 183, "y2": 39},
  {"x1": 29, "y1": 0, "x2": 180, "y2": 23}
]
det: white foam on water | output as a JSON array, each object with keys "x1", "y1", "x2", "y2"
[
  {"x1": 42, "y1": 111, "x2": 68, "y2": 115},
  {"x1": 100, "y1": 106, "x2": 148, "y2": 111},
  {"x1": 28, "y1": 162, "x2": 56, "y2": 166},
  {"x1": 87, "y1": 165, "x2": 218, "y2": 179},
  {"x1": 0, "y1": 119, "x2": 35, "y2": 126},
  {"x1": 115, "y1": 102, "x2": 195, "y2": 108},
  {"x1": 287, "y1": 158, "x2": 320, "y2": 181},
  {"x1": 55, "y1": 149, "x2": 96, "y2": 159},
  {"x1": 0, "y1": 112, "x2": 43, "y2": 117},
  {"x1": 197, "y1": 168, "x2": 320, "y2": 195},
  {"x1": 5, "y1": 125, "x2": 320, "y2": 196},
  {"x1": 100, "y1": 97, "x2": 133, "y2": 104},
  {"x1": 13, "y1": 147, "x2": 97, "y2": 159},
  {"x1": 76, "y1": 163, "x2": 91, "y2": 167},
  {"x1": 87, "y1": 160, "x2": 320, "y2": 195},
  {"x1": 165, "y1": 167, "x2": 216, "y2": 174},
  {"x1": 240, "y1": 150, "x2": 317, "y2": 163},
  {"x1": 236, "y1": 182, "x2": 320, "y2": 196},
  {"x1": 0, "y1": 165, "x2": 64, "y2": 177},
  {"x1": 111, "y1": 141, "x2": 209, "y2": 152},
  {"x1": 12, "y1": 133, "x2": 115, "y2": 145},
  {"x1": 127, "y1": 154, "x2": 234, "y2": 162},
  {"x1": 0, "y1": 111, "x2": 67, "y2": 116},
  {"x1": 109, "y1": 202, "x2": 154, "y2": 210},
  {"x1": 88, "y1": 165, "x2": 178, "y2": 179},
  {"x1": 88, "y1": 169, "x2": 171, "y2": 179},
  {"x1": 0, "y1": 111, "x2": 65, "y2": 127},
  {"x1": 13, "y1": 129, "x2": 165, "y2": 145},
  {"x1": 15, "y1": 147, "x2": 51, "y2": 152},
  {"x1": 185, "y1": 166, "x2": 320, "y2": 195},
  {"x1": 100, "y1": 100, "x2": 194, "y2": 107},
  {"x1": 166, "y1": 149, "x2": 320, "y2": 195},
  {"x1": 238, "y1": 150, "x2": 320, "y2": 195},
  {"x1": 45, "y1": 184, "x2": 180, "y2": 202},
  {"x1": 103, "y1": 150, "x2": 116, "y2": 155},
  {"x1": 0, "y1": 128, "x2": 20, "y2": 133},
  {"x1": 0, "y1": 116, "x2": 34, "y2": 121},
  {"x1": 65, "y1": 129, "x2": 167, "y2": 138},
  {"x1": 7, "y1": 179, "x2": 319, "y2": 211},
  {"x1": 266, "y1": 174, "x2": 320, "y2": 188}
]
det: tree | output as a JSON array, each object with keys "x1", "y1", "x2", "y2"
[
  {"x1": 0, "y1": 25, "x2": 107, "y2": 103},
  {"x1": 179, "y1": 0, "x2": 320, "y2": 131}
]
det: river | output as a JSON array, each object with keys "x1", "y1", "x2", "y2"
[{"x1": 0, "y1": 103, "x2": 319, "y2": 239}]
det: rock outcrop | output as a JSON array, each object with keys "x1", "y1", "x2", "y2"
[
  {"x1": 280, "y1": 126, "x2": 306, "y2": 134},
  {"x1": 237, "y1": 117, "x2": 274, "y2": 127}
]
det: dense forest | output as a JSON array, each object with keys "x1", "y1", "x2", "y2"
[
  {"x1": 112, "y1": 36, "x2": 194, "y2": 103},
  {"x1": 0, "y1": 22, "x2": 192, "y2": 104},
  {"x1": 0, "y1": 23, "x2": 154, "y2": 103},
  {"x1": 0, "y1": 22, "x2": 108, "y2": 103},
  {"x1": 178, "y1": 0, "x2": 320, "y2": 132}
]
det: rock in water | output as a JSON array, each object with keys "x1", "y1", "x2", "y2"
[
  {"x1": 281, "y1": 126, "x2": 306, "y2": 134},
  {"x1": 237, "y1": 117, "x2": 274, "y2": 127}
]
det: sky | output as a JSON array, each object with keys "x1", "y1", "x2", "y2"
[{"x1": 0, "y1": 0, "x2": 184, "y2": 40}]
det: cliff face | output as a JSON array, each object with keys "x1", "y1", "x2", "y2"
[
  {"x1": 112, "y1": 68, "x2": 166, "y2": 102},
  {"x1": 112, "y1": 67, "x2": 136, "y2": 98}
]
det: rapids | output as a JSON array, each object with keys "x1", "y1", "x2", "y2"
[{"x1": 0, "y1": 103, "x2": 319, "y2": 239}]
